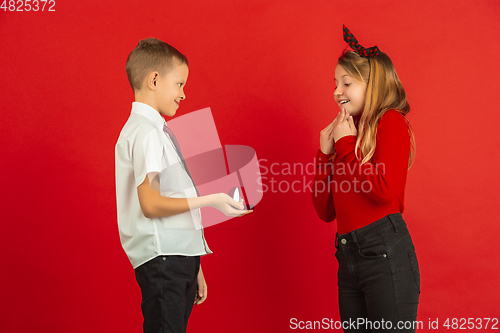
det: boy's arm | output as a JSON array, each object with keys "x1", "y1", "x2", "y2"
[
  {"x1": 137, "y1": 174, "x2": 252, "y2": 218},
  {"x1": 194, "y1": 264, "x2": 207, "y2": 305}
]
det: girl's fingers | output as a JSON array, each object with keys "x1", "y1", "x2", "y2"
[
  {"x1": 348, "y1": 115, "x2": 355, "y2": 129},
  {"x1": 324, "y1": 109, "x2": 345, "y2": 137},
  {"x1": 321, "y1": 124, "x2": 333, "y2": 135},
  {"x1": 335, "y1": 109, "x2": 342, "y2": 120},
  {"x1": 338, "y1": 109, "x2": 346, "y2": 123},
  {"x1": 348, "y1": 115, "x2": 358, "y2": 136},
  {"x1": 326, "y1": 119, "x2": 335, "y2": 130},
  {"x1": 322, "y1": 117, "x2": 338, "y2": 134}
]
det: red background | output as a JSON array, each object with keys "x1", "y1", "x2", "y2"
[{"x1": 1, "y1": 0, "x2": 499, "y2": 332}]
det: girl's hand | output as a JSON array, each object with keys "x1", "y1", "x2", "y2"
[
  {"x1": 320, "y1": 117, "x2": 338, "y2": 155},
  {"x1": 332, "y1": 109, "x2": 357, "y2": 142}
]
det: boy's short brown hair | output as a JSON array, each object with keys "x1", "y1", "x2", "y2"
[{"x1": 125, "y1": 38, "x2": 188, "y2": 92}]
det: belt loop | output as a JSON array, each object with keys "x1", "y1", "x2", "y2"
[
  {"x1": 350, "y1": 230, "x2": 359, "y2": 249},
  {"x1": 387, "y1": 213, "x2": 399, "y2": 232}
]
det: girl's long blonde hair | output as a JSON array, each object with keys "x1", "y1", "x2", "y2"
[{"x1": 337, "y1": 50, "x2": 415, "y2": 168}]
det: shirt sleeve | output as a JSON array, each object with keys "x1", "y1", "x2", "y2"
[
  {"x1": 333, "y1": 110, "x2": 410, "y2": 204},
  {"x1": 132, "y1": 124, "x2": 165, "y2": 188},
  {"x1": 312, "y1": 149, "x2": 337, "y2": 222}
]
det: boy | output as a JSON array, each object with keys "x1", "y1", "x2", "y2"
[{"x1": 115, "y1": 38, "x2": 250, "y2": 333}]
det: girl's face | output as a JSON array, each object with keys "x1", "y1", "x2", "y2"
[{"x1": 334, "y1": 64, "x2": 367, "y2": 117}]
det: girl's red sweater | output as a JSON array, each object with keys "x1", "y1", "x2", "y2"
[{"x1": 312, "y1": 110, "x2": 411, "y2": 234}]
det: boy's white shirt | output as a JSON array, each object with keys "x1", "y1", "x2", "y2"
[{"x1": 115, "y1": 102, "x2": 211, "y2": 269}]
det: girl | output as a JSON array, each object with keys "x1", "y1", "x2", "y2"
[{"x1": 312, "y1": 25, "x2": 419, "y2": 332}]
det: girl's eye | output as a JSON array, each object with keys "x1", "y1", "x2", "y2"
[
  {"x1": 178, "y1": 83, "x2": 183, "y2": 87},
  {"x1": 344, "y1": 83, "x2": 351, "y2": 87}
]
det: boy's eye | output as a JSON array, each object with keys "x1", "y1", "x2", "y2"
[{"x1": 178, "y1": 83, "x2": 183, "y2": 87}]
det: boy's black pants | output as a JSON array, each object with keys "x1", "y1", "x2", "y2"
[{"x1": 135, "y1": 255, "x2": 200, "y2": 333}]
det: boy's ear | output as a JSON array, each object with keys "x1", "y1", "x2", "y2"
[{"x1": 146, "y1": 72, "x2": 159, "y2": 91}]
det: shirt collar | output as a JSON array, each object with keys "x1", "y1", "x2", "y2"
[{"x1": 131, "y1": 102, "x2": 166, "y2": 126}]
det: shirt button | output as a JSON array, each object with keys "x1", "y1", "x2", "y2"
[
  {"x1": 341, "y1": 239, "x2": 347, "y2": 245},
  {"x1": 163, "y1": 257, "x2": 166, "y2": 261},
  {"x1": 383, "y1": 254, "x2": 387, "y2": 258}
]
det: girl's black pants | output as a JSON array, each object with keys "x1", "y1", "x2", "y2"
[{"x1": 335, "y1": 213, "x2": 420, "y2": 332}]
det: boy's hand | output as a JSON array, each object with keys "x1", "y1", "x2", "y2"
[
  {"x1": 194, "y1": 266, "x2": 207, "y2": 305},
  {"x1": 209, "y1": 193, "x2": 253, "y2": 217}
]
